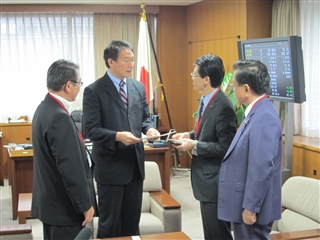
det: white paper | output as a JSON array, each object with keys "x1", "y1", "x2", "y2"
[
  {"x1": 9, "y1": 119, "x2": 25, "y2": 123},
  {"x1": 131, "y1": 236, "x2": 141, "y2": 240},
  {"x1": 140, "y1": 132, "x2": 170, "y2": 140}
]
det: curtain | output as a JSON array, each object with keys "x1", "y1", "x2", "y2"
[
  {"x1": 299, "y1": 1, "x2": 320, "y2": 138},
  {"x1": 0, "y1": 13, "x2": 94, "y2": 121},
  {"x1": 271, "y1": 0, "x2": 301, "y2": 135}
]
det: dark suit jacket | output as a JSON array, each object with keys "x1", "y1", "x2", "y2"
[
  {"x1": 31, "y1": 94, "x2": 95, "y2": 225},
  {"x1": 82, "y1": 72, "x2": 154, "y2": 185},
  {"x1": 189, "y1": 89, "x2": 237, "y2": 202},
  {"x1": 218, "y1": 98, "x2": 282, "y2": 224}
]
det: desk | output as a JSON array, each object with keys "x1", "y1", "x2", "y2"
[
  {"x1": 270, "y1": 229, "x2": 320, "y2": 240},
  {"x1": 0, "y1": 122, "x2": 32, "y2": 180},
  {"x1": 96, "y1": 231, "x2": 191, "y2": 240},
  {"x1": 7, "y1": 147, "x2": 170, "y2": 220},
  {"x1": 8, "y1": 149, "x2": 33, "y2": 220}
]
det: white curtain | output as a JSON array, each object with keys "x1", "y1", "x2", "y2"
[
  {"x1": 0, "y1": 13, "x2": 94, "y2": 121},
  {"x1": 299, "y1": 1, "x2": 320, "y2": 138}
]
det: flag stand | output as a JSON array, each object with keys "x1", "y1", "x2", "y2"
[{"x1": 139, "y1": 4, "x2": 182, "y2": 167}]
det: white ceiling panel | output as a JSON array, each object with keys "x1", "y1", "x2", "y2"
[{"x1": 1, "y1": 0, "x2": 202, "y2": 6}]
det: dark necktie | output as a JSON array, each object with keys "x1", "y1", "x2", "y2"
[
  {"x1": 119, "y1": 80, "x2": 128, "y2": 108},
  {"x1": 199, "y1": 98, "x2": 204, "y2": 119}
]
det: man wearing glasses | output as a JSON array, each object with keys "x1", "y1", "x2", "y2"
[
  {"x1": 32, "y1": 59, "x2": 95, "y2": 240},
  {"x1": 172, "y1": 54, "x2": 237, "y2": 240}
]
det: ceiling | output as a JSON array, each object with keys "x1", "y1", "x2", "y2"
[{"x1": 1, "y1": 0, "x2": 202, "y2": 6}]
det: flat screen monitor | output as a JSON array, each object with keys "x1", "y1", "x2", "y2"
[{"x1": 237, "y1": 36, "x2": 306, "y2": 103}]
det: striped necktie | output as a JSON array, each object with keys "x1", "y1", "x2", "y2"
[{"x1": 119, "y1": 80, "x2": 128, "y2": 108}]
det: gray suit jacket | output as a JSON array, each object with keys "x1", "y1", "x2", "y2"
[
  {"x1": 189, "y1": 89, "x2": 237, "y2": 202},
  {"x1": 83, "y1": 72, "x2": 154, "y2": 185},
  {"x1": 218, "y1": 98, "x2": 282, "y2": 224}
]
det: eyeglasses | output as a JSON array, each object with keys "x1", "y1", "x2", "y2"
[
  {"x1": 190, "y1": 73, "x2": 200, "y2": 78},
  {"x1": 229, "y1": 83, "x2": 242, "y2": 89},
  {"x1": 71, "y1": 81, "x2": 84, "y2": 86}
]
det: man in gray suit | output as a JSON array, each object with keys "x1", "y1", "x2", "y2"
[
  {"x1": 218, "y1": 60, "x2": 282, "y2": 239},
  {"x1": 83, "y1": 40, "x2": 160, "y2": 238},
  {"x1": 172, "y1": 54, "x2": 237, "y2": 240},
  {"x1": 32, "y1": 60, "x2": 95, "y2": 240}
]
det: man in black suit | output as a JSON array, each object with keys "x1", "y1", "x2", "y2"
[
  {"x1": 32, "y1": 59, "x2": 95, "y2": 240},
  {"x1": 83, "y1": 40, "x2": 160, "y2": 238},
  {"x1": 172, "y1": 54, "x2": 237, "y2": 240}
]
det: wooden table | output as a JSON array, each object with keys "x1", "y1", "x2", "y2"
[
  {"x1": 8, "y1": 149, "x2": 33, "y2": 220},
  {"x1": 270, "y1": 229, "x2": 320, "y2": 240},
  {"x1": 7, "y1": 147, "x2": 170, "y2": 220},
  {"x1": 96, "y1": 231, "x2": 191, "y2": 240}
]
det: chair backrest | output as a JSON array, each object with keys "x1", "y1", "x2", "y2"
[
  {"x1": 71, "y1": 110, "x2": 82, "y2": 132},
  {"x1": 143, "y1": 161, "x2": 162, "y2": 192},
  {"x1": 282, "y1": 176, "x2": 320, "y2": 223},
  {"x1": 277, "y1": 176, "x2": 320, "y2": 232}
]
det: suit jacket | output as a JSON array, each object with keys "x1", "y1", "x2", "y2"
[
  {"x1": 82, "y1": 72, "x2": 154, "y2": 185},
  {"x1": 218, "y1": 98, "x2": 282, "y2": 225},
  {"x1": 189, "y1": 89, "x2": 237, "y2": 202},
  {"x1": 31, "y1": 94, "x2": 95, "y2": 225}
]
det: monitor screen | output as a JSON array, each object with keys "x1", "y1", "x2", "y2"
[{"x1": 237, "y1": 36, "x2": 306, "y2": 103}]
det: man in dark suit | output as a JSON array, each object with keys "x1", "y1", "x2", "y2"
[
  {"x1": 32, "y1": 59, "x2": 95, "y2": 240},
  {"x1": 218, "y1": 60, "x2": 282, "y2": 240},
  {"x1": 83, "y1": 40, "x2": 160, "y2": 238},
  {"x1": 172, "y1": 54, "x2": 237, "y2": 240}
]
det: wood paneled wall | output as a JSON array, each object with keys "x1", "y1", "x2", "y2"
[{"x1": 156, "y1": 0, "x2": 273, "y2": 168}]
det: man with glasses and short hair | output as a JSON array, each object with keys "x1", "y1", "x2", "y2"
[
  {"x1": 172, "y1": 54, "x2": 237, "y2": 240},
  {"x1": 218, "y1": 60, "x2": 282, "y2": 240},
  {"x1": 32, "y1": 59, "x2": 96, "y2": 240}
]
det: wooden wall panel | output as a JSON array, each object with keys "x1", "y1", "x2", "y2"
[
  {"x1": 157, "y1": 6, "x2": 190, "y2": 168},
  {"x1": 246, "y1": 0, "x2": 273, "y2": 40},
  {"x1": 187, "y1": 0, "x2": 241, "y2": 43}
]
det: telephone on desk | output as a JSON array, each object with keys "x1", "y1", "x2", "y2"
[{"x1": 22, "y1": 144, "x2": 33, "y2": 149}]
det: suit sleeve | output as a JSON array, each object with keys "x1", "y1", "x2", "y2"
[{"x1": 48, "y1": 112, "x2": 92, "y2": 213}]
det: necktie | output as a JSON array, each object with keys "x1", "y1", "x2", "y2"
[
  {"x1": 119, "y1": 80, "x2": 128, "y2": 108},
  {"x1": 199, "y1": 98, "x2": 204, "y2": 119}
]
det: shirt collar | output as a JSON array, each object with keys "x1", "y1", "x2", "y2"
[
  {"x1": 244, "y1": 94, "x2": 266, "y2": 117},
  {"x1": 202, "y1": 88, "x2": 219, "y2": 106},
  {"x1": 49, "y1": 92, "x2": 72, "y2": 113},
  {"x1": 107, "y1": 71, "x2": 127, "y2": 88}
]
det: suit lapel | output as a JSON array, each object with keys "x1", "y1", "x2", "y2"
[
  {"x1": 196, "y1": 90, "x2": 220, "y2": 136},
  {"x1": 223, "y1": 98, "x2": 269, "y2": 160},
  {"x1": 223, "y1": 117, "x2": 249, "y2": 160},
  {"x1": 126, "y1": 79, "x2": 138, "y2": 110}
]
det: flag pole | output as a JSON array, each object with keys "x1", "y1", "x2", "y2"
[{"x1": 140, "y1": 4, "x2": 181, "y2": 166}]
